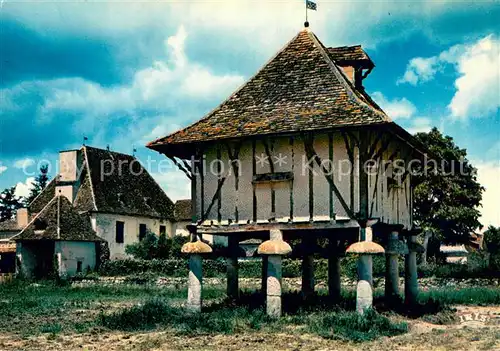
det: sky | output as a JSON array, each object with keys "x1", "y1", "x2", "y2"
[{"x1": 0, "y1": 0, "x2": 499, "y2": 229}]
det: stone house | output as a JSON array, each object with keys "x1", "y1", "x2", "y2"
[
  {"x1": 26, "y1": 145, "x2": 176, "y2": 260},
  {"x1": 14, "y1": 195, "x2": 103, "y2": 278},
  {"x1": 148, "y1": 28, "x2": 427, "y2": 316}
]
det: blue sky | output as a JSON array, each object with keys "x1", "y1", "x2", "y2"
[{"x1": 0, "y1": 0, "x2": 498, "y2": 228}]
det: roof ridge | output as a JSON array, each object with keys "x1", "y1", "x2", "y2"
[
  {"x1": 306, "y1": 31, "x2": 391, "y2": 122},
  {"x1": 82, "y1": 146, "x2": 98, "y2": 211},
  {"x1": 147, "y1": 30, "x2": 309, "y2": 149},
  {"x1": 27, "y1": 177, "x2": 57, "y2": 209}
]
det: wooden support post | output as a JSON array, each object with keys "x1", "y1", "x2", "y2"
[
  {"x1": 405, "y1": 235, "x2": 419, "y2": 305},
  {"x1": 328, "y1": 252, "x2": 341, "y2": 303},
  {"x1": 227, "y1": 236, "x2": 239, "y2": 299}
]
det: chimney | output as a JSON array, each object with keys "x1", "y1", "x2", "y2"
[
  {"x1": 17, "y1": 208, "x2": 29, "y2": 228},
  {"x1": 56, "y1": 149, "x2": 83, "y2": 203}
]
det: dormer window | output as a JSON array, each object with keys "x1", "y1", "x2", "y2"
[
  {"x1": 34, "y1": 218, "x2": 48, "y2": 231},
  {"x1": 144, "y1": 197, "x2": 152, "y2": 208}
]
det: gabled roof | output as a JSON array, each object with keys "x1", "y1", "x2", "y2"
[
  {"x1": 14, "y1": 196, "x2": 102, "y2": 242},
  {"x1": 147, "y1": 29, "x2": 391, "y2": 156},
  {"x1": 29, "y1": 146, "x2": 175, "y2": 220},
  {"x1": 174, "y1": 199, "x2": 192, "y2": 221}
]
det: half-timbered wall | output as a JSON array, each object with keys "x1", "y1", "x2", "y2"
[{"x1": 193, "y1": 130, "x2": 413, "y2": 228}]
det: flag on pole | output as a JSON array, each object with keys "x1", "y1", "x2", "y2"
[{"x1": 306, "y1": 0, "x2": 317, "y2": 11}]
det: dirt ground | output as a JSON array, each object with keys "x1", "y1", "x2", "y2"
[{"x1": 1, "y1": 305, "x2": 498, "y2": 351}]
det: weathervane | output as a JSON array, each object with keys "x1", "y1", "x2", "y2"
[{"x1": 305, "y1": 0, "x2": 317, "y2": 28}]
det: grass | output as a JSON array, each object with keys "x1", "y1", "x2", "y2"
[
  {"x1": 1, "y1": 279, "x2": 499, "y2": 342},
  {"x1": 418, "y1": 287, "x2": 500, "y2": 306}
]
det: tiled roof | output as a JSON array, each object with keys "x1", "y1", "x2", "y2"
[
  {"x1": 14, "y1": 196, "x2": 102, "y2": 241},
  {"x1": 30, "y1": 146, "x2": 175, "y2": 220},
  {"x1": 327, "y1": 45, "x2": 373, "y2": 67},
  {"x1": 174, "y1": 199, "x2": 192, "y2": 221},
  {"x1": 147, "y1": 29, "x2": 390, "y2": 154},
  {"x1": 0, "y1": 219, "x2": 20, "y2": 232},
  {"x1": 29, "y1": 178, "x2": 56, "y2": 214}
]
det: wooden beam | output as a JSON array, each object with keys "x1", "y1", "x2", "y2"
[
  {"x1": 167, "y1": 155, "x2": 192, "y2": 180},
  {"x1": 199, "y1": 175, "x2": 227, "y2": 225},
  {"x1": 198, "y1": 219, "x2": 360, "y2": 234},
  {"x1": 303, "y1": 137, "x2": 355, "y2": 219}
]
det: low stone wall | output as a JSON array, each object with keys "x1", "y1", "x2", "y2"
[{"x1": 72, "y1": 276, "x2": 500, "y2": 289}]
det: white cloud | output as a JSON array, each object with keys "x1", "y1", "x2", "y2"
[
  {"x1": 474, "y1": 161, "x2": 500, "y2": 230},
  {"x1": 397, "y1": 35, "x2": 499, "y2": 120},
  {"x1": 13, "y1": 158, "x2": 35, "y2": 169},
  {"x1": 372, "y1": 91, "x2": 417, "y2": 119},
  {"x1": 14, "y1": 177, "x2": 35, "y2": 199},
  {"x1": 448, "y1": 35, "x2": 500, "y2": 120},
  {"x1": 0, "y1": 165, "x2": 7, "y2": 175},
  {"x1": 407, "y1": 117, "x2": 432, "y2": 134},
  {"x1": 397, "y1": 56, "x2": 440, "y2": 85},
  {"x1": 1, "y1": 26, "x2": 245, "y2": 152}
]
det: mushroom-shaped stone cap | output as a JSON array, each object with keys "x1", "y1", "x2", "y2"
[
  {"x1": 181, "y1": 240, "x2": 213, "y2": 254},
  {"x1": 257, "y1": 240, "x2": 292, "y2": 255},
  {"x1": 346, "y1": 241, "x2": 385, "y2": 254},
  {"x1": 408, "y1": 241, "x2": 425, "y2": 253},
  {"x1": 386, "y1": 240, "x2": 409, "y2": 255}
]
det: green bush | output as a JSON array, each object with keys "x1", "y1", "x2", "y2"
[{"x1": 125, "y1": 233, "x2": 189, "y2": 260}]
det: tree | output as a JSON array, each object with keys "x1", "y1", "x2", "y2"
[
  {"x1": 157, "y1": 231, "x2": 171, "y2": 259},
  {"x1": 413, "y1": 128, "x2": 484, "y2": 252},
  {"x1": 0, "y1": 186, "x2": 24, "y2": 222},
  {"x1": 27, "y1": 164, "x2": 50, "y2": 204},
  {"x1": 125, "y1": 231, "x2": 159, "y2": 260},
  {"x1": 483, "y1": 226, "x2": 500, "y2": 270}
]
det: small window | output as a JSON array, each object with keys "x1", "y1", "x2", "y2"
[
  {"x1": 76, "y1": 261, "x2": 83, "y2": 273},
  {"x1": 159, "y1": 225, "x2": 166, "y2": 236},
  {"x1": 116, "y1": 221, "x2": 125, "y2": 243},
  {"x1": 139, "y1": 223, "x2": 147, "y2": 241}
]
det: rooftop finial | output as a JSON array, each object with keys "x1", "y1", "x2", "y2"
[
  {"x1": 83, "y1": 136, "x2": 88, "y2": 146},
  {"x1": 106, "y1": 144, "x2": 110, "y2": 151}
]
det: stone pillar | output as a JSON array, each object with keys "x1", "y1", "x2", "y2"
[
  {"x1": 405, "y1": 235, "x2": 419, "y2": 305},
  {"x1": 357, "y1": 227, "x2": 373, "y2": 286},
  {"x1": 261, "y1": 255, "x2": 268, "y2": 295},
  {"x1": 385, "y1": 231, "x2": 400, "y2": 299},
  {"x1": 328, "y1": 254, "x2": 341, "y2": 302},
  {"x1": 266, "y1": 255, "x2": 283, "y2": 318},
  {"x1": 226, "y1": 236, "x2": 239, "y2": 299},
  {"x1": 346, "y1": 235, "x2": 385, "y2": 315},
  {"x1": 356, "y1": 280, "x2": 373, "y2": 315},
  {"x1": 181, "y1": 240, "x2": 212, "y2": 313},
  {"x1": 301, "y1": 237, "x2": 315, "y2": 298},
  {"x1": 257, "y1": 229, "x2": 292, "y2": 318},
  {"x1": 187, "y1": 254, "x2": 202, "y2": 312}
]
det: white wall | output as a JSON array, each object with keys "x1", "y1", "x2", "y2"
[
  {"x1": 91, "y1": 213, "x2": 173, "y2": 259},
  {"x1": 195, "y1": 131, "x2": 413, "y2": 228},
  {"x1": 55, "y1": 241, "x2": 96, "y2": 277}
]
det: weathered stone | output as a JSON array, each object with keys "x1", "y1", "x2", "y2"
[
  {"x1": 385, "y1": 231, "x2": 400, "y2": 300},
  {"x1": 187, "y1": 254, "x2": 203, "y2": 312},
  {"x1": 257, "y1": 240, "x2": 292, "y2": 255},
  {"x1": 356, "y1": 280, "x2": 373, "y2": 314},
  {"x1": 181, "y1": 241, "x2": 213, "y2": 254},
  {"x1": 405, "y1": 236, "x2": 419, "y2": 305},
  {"x1": 358, "y1": 254, "x2": 373, "y2": 286},
  {"x1": 346, "y1": 241, "x2": 385, "y2": 254},
  {"x1": 266, "y1": 255, "x2": 283, "y2": 317},
  {"x1": 267, "y1": 296, "x2": 282, "y2": 318}
]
